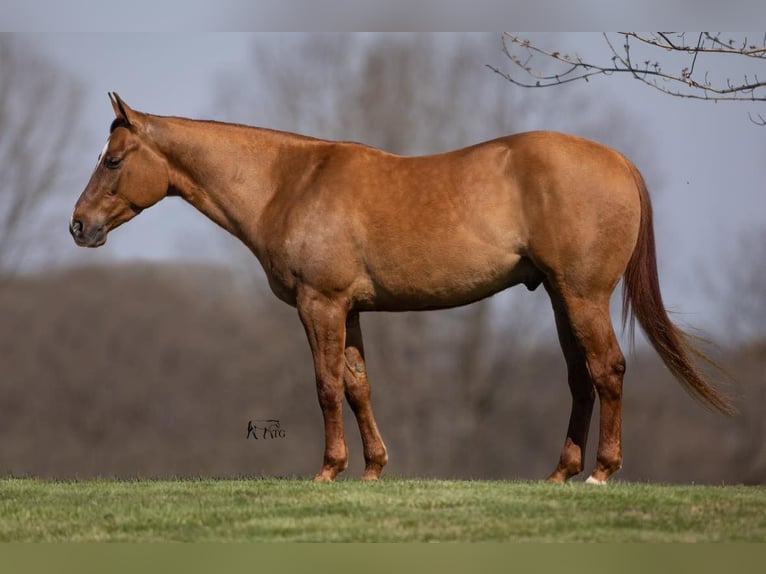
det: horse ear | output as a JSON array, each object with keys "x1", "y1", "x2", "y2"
[{"x1": 108, "y1": 92, "x2": 139, "y2": 126}]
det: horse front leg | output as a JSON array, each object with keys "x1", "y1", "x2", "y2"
[
  {"x1": 297, "y1": 288, "x2": 349, "y2": 481},
  {"x1": 343, "y1": 313, "x2": 388, "y2": 480}
]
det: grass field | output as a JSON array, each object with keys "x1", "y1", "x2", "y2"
[{"x1": 0, "y1": 477, "x2": 764, "y2": 542}]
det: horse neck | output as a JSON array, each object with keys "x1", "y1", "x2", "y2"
[{"x1": 148, "y1": 115, "x2": 306, "y2": 249}]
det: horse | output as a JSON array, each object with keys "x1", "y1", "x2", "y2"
[{"x1": 70, "y1": 93, "x2": 732, "y2": 484}]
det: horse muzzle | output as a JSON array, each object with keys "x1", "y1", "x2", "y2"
[{"x1": 69, "y1": 217, "x2": 107, "y2": 248}]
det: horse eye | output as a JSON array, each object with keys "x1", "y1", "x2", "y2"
[{"x1": 104, "y1": 156, "x2": 122, "y2": 169}]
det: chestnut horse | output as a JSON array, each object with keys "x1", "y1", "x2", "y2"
[{"x1": 70, "y1": 93, "x2": 732, "y2": 483}]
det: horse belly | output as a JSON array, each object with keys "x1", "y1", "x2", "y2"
[{"x1": 360, "y1": 240, "x2": 538, "y2": 311}]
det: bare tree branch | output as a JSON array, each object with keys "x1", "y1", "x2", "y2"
[
  {"x1": 490, "y1": 32, "x2": 766, "y2": 108},
  {"x1": 0, "y1": 36, "x2": 84, "y2": 273}
]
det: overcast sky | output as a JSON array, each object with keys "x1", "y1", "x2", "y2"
[{"x1": 4, "y1": 32, "x2": 765, "y2": 333}]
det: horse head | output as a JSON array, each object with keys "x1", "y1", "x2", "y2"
[{"x1": 70, "y1": 93, "x2": 169, "y2": 247}]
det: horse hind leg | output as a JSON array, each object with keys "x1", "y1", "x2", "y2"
[
  {"x1": 564, "y1": 293, "x2": 626, "y2": 484},
  {"x1": 343, "y1": 313, "x2": 388, "y2": 480},
  {"x1": 545, "y1": 283, "x2": 596, "y2": 483},
  {"x1": 545, "y1": 282, "x2": 626, "y2": 484}
]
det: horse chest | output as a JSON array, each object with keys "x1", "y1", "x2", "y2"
[
  {"x1": 258, "y1": 249, "x2": 300, "y2": 306},
  {"x1": 258, "y1": 238, "x2": 358, "y2": 307}
]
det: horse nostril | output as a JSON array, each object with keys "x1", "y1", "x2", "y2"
[{"x1": 70, "y1": 218, "x2": 83, "y2": 236}]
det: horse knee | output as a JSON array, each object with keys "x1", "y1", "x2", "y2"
[
  {"x1": 325, "y1": 444, "x2": 349, "y2": 470},
  {"x1": 316, "y1": 382, "x2": 344, "y2": 410}
]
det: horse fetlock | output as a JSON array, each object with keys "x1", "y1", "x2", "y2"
[
  {"x1": 314, "y1": 469, "x2": 337, "y2": 482},
  {"x1": 362, "y1": 463, "x2": 384, "y2": 480},
  {"x1": 545, "y1": 470, "x2": 569, "y2": 484},
  {"x1": 315, "y1": 455, "x2": 348, "y2": 482},
  {"x1": 325, "y1": 446, "x2": 349, "y2": 470},
  {"x1": 590, "y1": 456, "x2": 622, "y2": 484},
  {"x1": 587, "y1": 453, "x2": 622, "y2": 484},
  {"x1": 551, "y1": 438, "x2": 585, "y2": 480},
  {"x1": 367, "y1": 443, "x2": 388, "y2": 467},
  {"x1": 546, "y1": 461, "x2": 582, "y2": 484}
]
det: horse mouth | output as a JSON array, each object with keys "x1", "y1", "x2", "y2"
[
  {"x1": 70, "y1": 223, "x2": 107, "y2": 248},
  {"x1": 77, "y1": 236, "x2": 107, "y2": 248}
]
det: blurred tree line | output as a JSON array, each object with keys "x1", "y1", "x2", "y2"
[{"x1": 0, "y1": 34, "x2": 763, "y2": 483}]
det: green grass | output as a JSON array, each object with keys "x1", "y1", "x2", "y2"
[{"x1": 0, "y1": 477, "x2": 764, "y2": 542}]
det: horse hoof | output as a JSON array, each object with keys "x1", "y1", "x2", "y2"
[{"x1": 585, "y1": 476, "x2": 607, "y2": 485}]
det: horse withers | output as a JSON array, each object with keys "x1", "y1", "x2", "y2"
[{"x1": 70, "y1": 93, "x2": 733, "y2": 483}]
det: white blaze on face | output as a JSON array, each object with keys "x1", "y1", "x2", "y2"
[
  {"x1": 73, "y1": 136, "x2": 112, "y2": 228},
  {"x1": 95, "y1": 137, "x2": 110, "y2": 169}
]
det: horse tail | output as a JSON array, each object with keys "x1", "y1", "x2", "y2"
[{"x1": 622, "y1": 164, "x2": 735, "y2": 415}]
